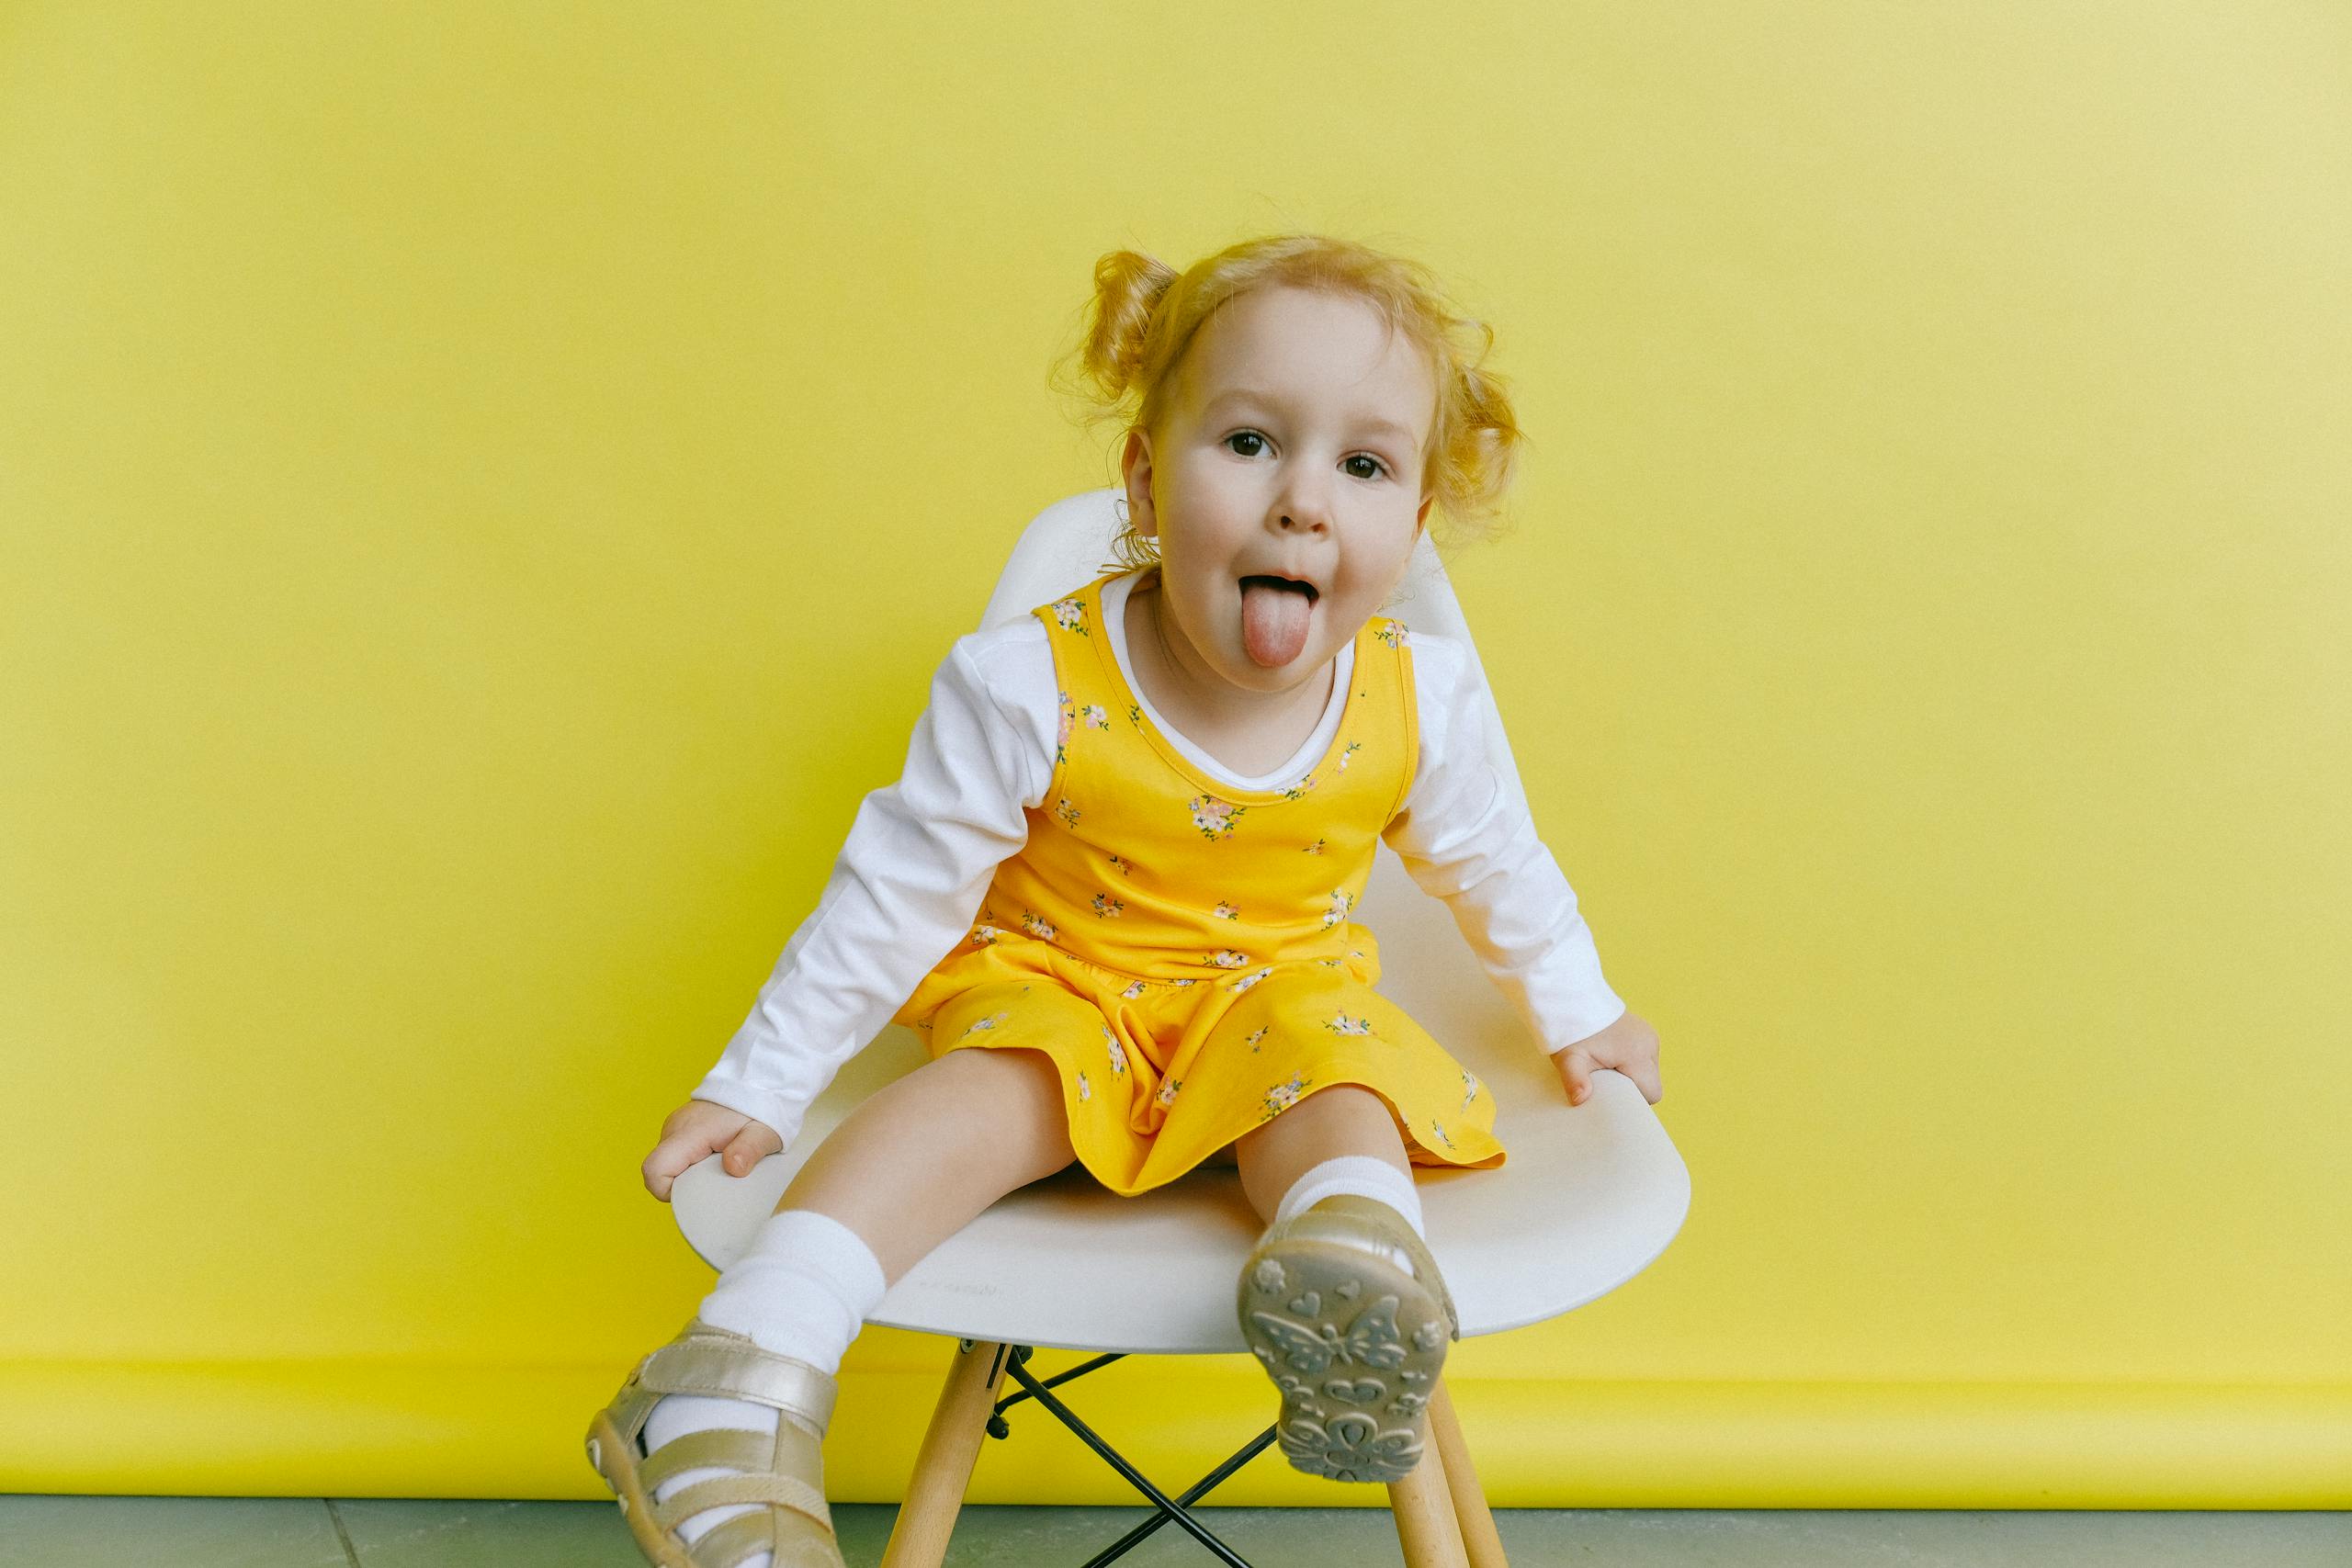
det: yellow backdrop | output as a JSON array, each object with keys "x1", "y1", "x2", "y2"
[{"x1": 2, "y1": 0, "x2": 2345, "y2": 1507}]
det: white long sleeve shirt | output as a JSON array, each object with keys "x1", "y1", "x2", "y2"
[{"x1": 692, "y1": 570, "x2": 1627, "y2": 1150}]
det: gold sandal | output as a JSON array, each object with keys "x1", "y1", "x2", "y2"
[
  {"x1": 1236, "y1": 1192, "x2": 1460, "y2": 1483},
  {"x1": 583, "y1": 1315, "x2": 846, "y2": 1568}
]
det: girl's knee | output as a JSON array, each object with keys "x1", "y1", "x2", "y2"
[
  {"x1": 1272, "y1": 1079, "x2": 1387, "y2": 1128},
  {"x1": 936, "y1": 1039, "x2": 1056, "y2": 1098},
  {"x1": 933, "y1": 1045, "x2": 1076, "y2": 1171},
  {"x1": 1239, "y1": 1080, "x2": 1407, "y2": 1157}
]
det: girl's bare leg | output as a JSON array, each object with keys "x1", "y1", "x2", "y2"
[
  {"x1": 1232, "y1": 1082, "x2": 1411, "y2": 1224},
  {"x1": 771, "y1": 1045, "x2": 1079, "y2": 1286}
]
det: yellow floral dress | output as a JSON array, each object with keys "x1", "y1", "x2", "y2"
[{"x1": 888, "y1": 569, "x2": 1504, "y2": 1197}]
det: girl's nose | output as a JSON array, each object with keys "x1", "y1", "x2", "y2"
[{"x1": 1273, "y1": 484, "x2": 1332, "y2": 534}]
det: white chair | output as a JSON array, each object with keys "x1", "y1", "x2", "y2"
[{"x1": 672, "y1": 487, "x2": 1690, "y2": 1567}]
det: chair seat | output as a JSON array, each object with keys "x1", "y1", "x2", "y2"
[{"x1": 673, "y1": 850, "x2": 1690, "y2": 1356}]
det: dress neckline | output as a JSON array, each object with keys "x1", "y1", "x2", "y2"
[{"x1": 1094, "y1": 570, "x2": 1361, "y2": 800}]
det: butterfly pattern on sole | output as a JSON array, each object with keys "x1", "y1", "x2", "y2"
[{"x1": 1235, "y1": 1206, "x2": 1454, "y2": 1484}]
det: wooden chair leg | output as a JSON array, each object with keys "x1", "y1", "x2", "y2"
[
  {"x1": 1385, "y1": 1425, "x2": 1470, "y2": 1568},
  {"x1": 879, "y1": 1337, "x2": 1012, "y2": 1568},
  {"x1": 1429, "y1": 1375, "x2": 1509, "y2": 1567}
]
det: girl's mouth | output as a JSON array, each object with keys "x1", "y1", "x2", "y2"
[
  {"x1": 1238, "y1": 575, "x2": 1317, "y2": 666},
  {"x1": 1238, "y1": 573, "x2": 1319, "y2": 602}
]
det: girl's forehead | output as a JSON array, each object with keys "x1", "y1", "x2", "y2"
[{"x1": 1181, "y1": 288, "x2": 1432, "y2": 422}]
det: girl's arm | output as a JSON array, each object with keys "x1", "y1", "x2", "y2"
[
  {"x1": 1381, "y1": 631, "x2": 1630, "y2": 1056},
  {"x1": 688, "y1": 625, "x2": 1053, "y2": 1153}
]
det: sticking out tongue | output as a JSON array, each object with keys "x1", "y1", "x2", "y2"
[{"x1": 1240, "y1": 578, "x2": 1314, "y2": 667}]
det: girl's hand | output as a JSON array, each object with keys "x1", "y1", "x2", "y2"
[
  {"x1": 1552, "y1": 1010, "x2": 1664, "y2": 1108},
  {"x1": 641, "y1": 1098, "x2": 785, "y2": 1202}
]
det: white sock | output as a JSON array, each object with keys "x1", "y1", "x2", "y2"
[
  {"x1": 639, "y1": 1208, "x2": 889, "y2": 1565},
  {"x1": 1270, "y1": 1154, "x2": 1427, "y2": 1276}
]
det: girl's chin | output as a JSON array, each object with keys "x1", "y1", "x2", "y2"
[{"x1": 1222, "y1": 639, "x2": 1326, "y2": 688}]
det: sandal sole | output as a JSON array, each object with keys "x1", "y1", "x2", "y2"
[
  {"x1": 1238, "y1": 1230, "x2": 1450, "y2": 1483},
  {"x1": 583, "y1": 1408, "x2": 699, "y2": 1568}
]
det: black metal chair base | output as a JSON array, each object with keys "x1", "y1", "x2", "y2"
[{"x1": 976, "y1": 1339, "x2": 1279, "y2": 1567}]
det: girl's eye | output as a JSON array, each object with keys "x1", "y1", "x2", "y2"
[{"x1": 1226, "y1": 430, "x2": 1389, "y2": 480}]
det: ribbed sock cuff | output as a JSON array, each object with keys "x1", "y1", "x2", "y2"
[
  {"x1": 695, "y1": 1207, "x2": 890, "y2": 1376},
  {"x1": 1271, "y1": 1154, "x2": 1426, "y2": 1241}
]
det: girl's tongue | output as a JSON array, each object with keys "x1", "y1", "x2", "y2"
[{"x1": 1240, "y1": 577, "x2": 1314, "y2": 667}]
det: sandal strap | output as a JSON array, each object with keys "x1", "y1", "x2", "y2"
[
  {"x1": 636, "y1": 1424, "x2": 792, "y2": 1492},
  {"x1": 640, "y1": 1417, "x2": 826, "y2": 1495},
  {"x1": 693, "y1": 1498, "x2": 838, "y2": 1568},
  {"x1": 652, "y1": 1469, "x2": 832, "y2": 1538},
  {"x1": 637, "y1": 1322, "x2": 838, "y2": 1433},
  {"x1": 1280, "y1": 1194, "x2": 1462, "y2": 1340}
]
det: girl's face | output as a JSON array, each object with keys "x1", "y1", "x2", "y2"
[{"x1": 1120, "y1": 284, "x2": 1436, "y2": 699}]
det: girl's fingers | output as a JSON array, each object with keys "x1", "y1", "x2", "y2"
[
  {"x1": 642, "y1": 1150, "x2": 677, "y2": 1201},
  {"x1": 643, "y1": 1134, "x2": 716, "y2": 1198},
  {"x1": 720, "y1": 1128, "x2": 775, "y2": 1175},
  {"x1": 1558, "y1": 1049, "x2": 1593, "y2": 1104}
]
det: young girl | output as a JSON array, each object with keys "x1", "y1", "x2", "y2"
[{"x1": 586, "y1": 232, "x2": 1665, "y2": 1568}]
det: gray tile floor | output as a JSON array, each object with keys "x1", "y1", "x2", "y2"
[{"x1": 0, "y1": 1497, "x2": 2346, "y2": 1568}]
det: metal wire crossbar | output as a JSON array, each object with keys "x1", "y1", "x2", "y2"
[{"x1": 979, "y1": 1341, "x2": 1281, "y2": 1567}]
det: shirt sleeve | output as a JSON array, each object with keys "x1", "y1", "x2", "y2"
[
  {"x1": 1381, "y1": 632, "x2": 1629, "y2": 1055},
  {"x1": 688, "y1": 626, "x2": 1054, "y2": 1151}
]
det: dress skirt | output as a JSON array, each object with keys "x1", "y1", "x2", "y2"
[{"x1": 902, "y1": 937, "x2": 1505, "y2": 1199}]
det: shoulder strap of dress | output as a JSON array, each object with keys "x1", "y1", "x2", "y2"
[{"x1": 1384, "y1": 617, "x2": 1420, "y2": 826}]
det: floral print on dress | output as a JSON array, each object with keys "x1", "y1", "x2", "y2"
[
  {"x1": 1259, "y1": 1073, "x2": 1311, "y2": 1122},
  {"x1": 1461, "y1": 1067, "x2": 1480, "y2": 1110},
  {"x1": 1188, "y1": 795, "x2": 1245, "y2": 840},
  {"x1": 1375, "y1": 620, "x2": 1407, "y2": 649},
  {"x1": 915, "y1": 581, "x2": 1452, "y2": 1188}
]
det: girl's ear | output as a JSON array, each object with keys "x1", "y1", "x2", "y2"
[{"x1": 1121, "y1": 428, "x2": 1159, "y2": 538}]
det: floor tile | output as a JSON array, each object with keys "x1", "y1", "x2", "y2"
[
  {"x1": 0, "y1": 1495, "x2": 351, "y2": 1568},
  {"x1": 3, "y1": 1495, "x2": 2346, "y2": 1567},
  {"x1": 330, "y1": 1496, "x2": 647, "y2": 1566},
  {"x1": 346, "y1": 1499, "x2": 2352, "y2": 1567}
]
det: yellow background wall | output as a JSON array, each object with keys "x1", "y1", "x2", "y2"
[{"x1": 3, "y1": 0, "x2": 2346, "y2": 1506}]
